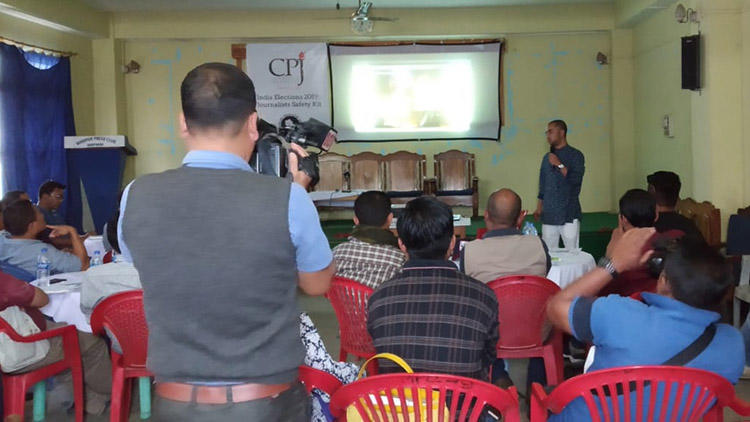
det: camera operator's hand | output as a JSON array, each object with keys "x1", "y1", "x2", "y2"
[
  {"x1": 609, "y1": 227, "x2": 656, "y2": 273},
  {"x1": 288, "y1": 143, "x2": 313, "y2": 190}
]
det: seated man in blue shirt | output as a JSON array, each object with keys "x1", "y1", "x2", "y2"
[
  {"x1": 546, "y1": 228, "x2": 743, "y2": 421},
  {"x1": 37, "y1": 180, "x2": 66, "y2": 226},
  {"x1": 0, "y1": 200, "x2": 88, "y2": 275}
]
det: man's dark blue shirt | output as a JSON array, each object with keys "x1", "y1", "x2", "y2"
[{"x1": 538, "y1": 145, "x2": 585, "y2": 226}]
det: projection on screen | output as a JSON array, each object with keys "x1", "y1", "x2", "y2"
[{"x1": 329, "y1": 43, "x2": 501, "y2": 142}]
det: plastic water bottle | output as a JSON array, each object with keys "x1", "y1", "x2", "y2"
[
  {"x1": 522, "y1": 221, "x2": 538, "y2": 236},
  {"x1": 36, "y1": 248, "x2": 50, "y2": 280},
  {"x1": 111, "y1": 251, "x2": 119, "y2": 263},
  {"x1": 90, "y1": 250, "x2": 103, "y2": 267}
]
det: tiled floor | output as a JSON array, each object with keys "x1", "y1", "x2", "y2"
[{"x1": 26, "y1": 295, "x2": 750, "y2": 421}]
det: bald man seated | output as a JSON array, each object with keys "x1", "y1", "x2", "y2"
[{"x1": 461, "y1": 188, "x2": 551, "y2": 283}]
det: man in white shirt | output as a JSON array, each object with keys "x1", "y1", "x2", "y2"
[{"x1": 80, "y1": 212, "x2": 141, "y2": 317}]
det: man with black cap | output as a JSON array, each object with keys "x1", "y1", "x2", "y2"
[{"x1": 647, "y1": 171, "x2": 703, "y2": 241}]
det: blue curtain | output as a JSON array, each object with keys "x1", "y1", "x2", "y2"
[
  {"x1": 0, "y1": 44, "x2": 74, "y2": 213},
  {"x1": 67, "y1": 149, "x2": 126, "y2": 234}
]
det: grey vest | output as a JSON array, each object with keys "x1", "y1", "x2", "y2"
[{"x1": 122, "y1": 166, "x2": 300, "y2": 384}]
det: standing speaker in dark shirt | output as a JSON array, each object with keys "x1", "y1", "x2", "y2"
[{"x1": 534, "y1": 119, "x2": 585, "y2": 250}]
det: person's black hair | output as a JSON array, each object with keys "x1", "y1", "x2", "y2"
[
  {"x1": 3, "y1": 200, "x2": 37, "y2": 236},
  {"x1": 38, "y1": 180, "x2": 66, "y2": 200},
  {"x1": 397, "y1": 196, "x2": 453, "y2": 260},
  {"x1": 0, "y1": 191, "x2": 28, "y2": 212},
  {"x1": 354, "y1": 191, "x2": 392, "y2": 227},
  {"x1": 549, "y1": 119, "x2": 568, "y2": 136},
  {"x1": 181, "y1": 62, "x2": 257, "y2": 135},
  {"x1": 619, "y1": 189, "x2": 657, "y2": 228},
  {"x1": 105, "y1": 211, "x2": 121, "y2": 254},
  {"x1": 663, "y1": 238, "x2": 732, "y2": 312},
  {"x1": 647, "y1": 171, "x2": 681, "y2": 208}
]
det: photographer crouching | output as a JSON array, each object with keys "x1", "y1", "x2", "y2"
[{"x1": 119, "y1": 63, "x2": 335, "y2": 421}]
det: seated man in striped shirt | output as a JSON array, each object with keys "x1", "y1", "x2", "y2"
[
  {"x1": 332, "y1": 191, "x2": 406, "y2": 289},
  {"x1": 367, "y1": 196, "x2": 499, "y2": 382}
]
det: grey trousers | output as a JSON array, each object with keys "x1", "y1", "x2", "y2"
[
  {"x1": 152, "y1": 382, "x2": 311, "y2": 422},
  {"x1": 13, "y1": 321, "x2": 112, "y2": 415}
]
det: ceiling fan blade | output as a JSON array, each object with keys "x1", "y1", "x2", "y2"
[
  {"x1": 367, "y1": 16, "x2": 399, "y2": 22},
  {"x1": 312, "y1": 16, "x2": 358, "y2": 20}
]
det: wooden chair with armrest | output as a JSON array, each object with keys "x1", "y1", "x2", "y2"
[
  {"x1": 383, "y1": 151, "x2": 427, "y2": 204},
  {"x1": 349, "y1": 152, "x2": 385, "y2": 192},
  {"x1": 675, "y1": 198, "x2": 722, "y2": 248},
  {"x1": 433, "y1": 150, "x2": 479, "y2": 217}
]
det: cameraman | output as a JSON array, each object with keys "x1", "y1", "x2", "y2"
[
  {"x1": 547, "y1": 228, "x2": 743, "y2": 420},
  {"x1": 118, "y1": 63, "x2": 334, "y2": 421}
]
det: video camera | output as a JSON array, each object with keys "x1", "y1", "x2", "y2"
[{"x1": 249, "y1": 116, "x2": 337, "y2": 188}]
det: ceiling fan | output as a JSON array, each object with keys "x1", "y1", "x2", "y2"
[{"x1": 330, "y1": 1, "x2": 399, "y2": 34}]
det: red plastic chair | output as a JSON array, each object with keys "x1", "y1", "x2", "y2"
[
  {"x1": 330, "y1": 373, "x2": 521, "y2": 421},
  {"x1": 0, "y1": 319, "x2": 84, "y2": 421},
  {"x1": 487, "y1": 275, "x2": 564, "y2": 386},
  {"x1": 298, "y1": 365, "x2": 343, "y2": 396},
  {"x1": 325, "y1": 277, "x2": 378, "y2": 371},
  {"x1": 530, "y1": 366, "x2": 750, "y2": 422},
  {"x1": 90, "y1": 290, "x2": 152, "y2": 422}
]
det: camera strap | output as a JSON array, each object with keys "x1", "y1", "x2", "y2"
[
  {"x1": 662, "y1": 323, "x2": 716, "y2": 366},
  {"x1": 593, "y1": 323, "x2": 716, "y2": 396}
]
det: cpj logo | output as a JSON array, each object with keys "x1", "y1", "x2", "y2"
[{"x1": 268, "y1": 51, "x2": 305, "y2": 86}]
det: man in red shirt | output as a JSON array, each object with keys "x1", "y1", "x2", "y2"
[{"x1": 0, "y1": 272, "x2": 111, "y2": 415}]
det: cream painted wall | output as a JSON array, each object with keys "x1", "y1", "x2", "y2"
[
  {"x1": 631, "y1": 0, "x2": 747, "y2": 237},
  {"x1": 122, "y1": 32, "x2": 612, "y2": 213},
  {"x1": 632, "y1": 2, "x2": 697, "y2": 198}
]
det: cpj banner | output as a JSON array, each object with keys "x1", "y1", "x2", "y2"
[{"x1": 245, "y1": 43, "x2": 331, "y2": 128}]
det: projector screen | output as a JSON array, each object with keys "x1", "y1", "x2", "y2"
[{"x1": 329, "y1": 42, "x2": 501, "y2": 142}]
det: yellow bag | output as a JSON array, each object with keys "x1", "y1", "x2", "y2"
[{"x1": 346, "y1": 353, "x2": 449, "y2": 422}]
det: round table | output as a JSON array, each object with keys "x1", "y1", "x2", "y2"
[
  {"x1": 547, "y1": 249, "x2": 596, "y2": 288},
  {"x1": 32, "y1": 272, "x2": 91, "y2": 333}
]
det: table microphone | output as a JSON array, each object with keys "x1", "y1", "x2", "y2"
[{"x1": 343, "y1": 170, "x2": 351, "y2": 192}]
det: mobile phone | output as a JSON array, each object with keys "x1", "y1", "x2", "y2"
[{"x1": 49, "y1": 278, "x2": 66, "y2": 284}]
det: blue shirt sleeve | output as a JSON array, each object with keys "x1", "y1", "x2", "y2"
[
  {"x1": 47, "y1": 246, "x2": 82, "y2": 274},
  {"x1": 288, "y1": 183, "x2": 333, "y2": 272},
  {"x1": 538, "y1": 155, "x2": 547, "y2": 200},
  {"x1": 569, "y1": 296, "x2": 595, "y2": 342},
  {"x1": 566, "y1": 151, "x2": 585, "y2": 195},
  {"x1": 117, "y1": 182, "x2": 134, "y2": 263},
  {"x1": 569, "y1": 294, "x2": 647, "y2": 347}
]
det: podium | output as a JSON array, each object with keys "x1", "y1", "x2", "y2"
[{"x1": 64, "y1": 136, "x2": 137, "y2": 233}]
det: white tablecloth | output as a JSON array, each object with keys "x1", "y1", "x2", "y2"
[
  {"x1": 390, "y1": 216, "x2": 471, "y2": 229},
  {"x1": 32, "y1": 272, "x2": 91, "y2": 333},
  {"x1": 83, "y1": 236, "x2": 105, "y2": 258},
  {"x1": 546, "y1": 250, "x2": 596, "y2": 288}
]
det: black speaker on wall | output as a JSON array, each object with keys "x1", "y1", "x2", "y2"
[{"x1": 681, "y1": 34, "x2": 701, "y2": 91}]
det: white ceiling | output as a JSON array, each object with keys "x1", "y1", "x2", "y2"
[{"x1": 82, "y1": 0, "x2": 613, "y2": 12}]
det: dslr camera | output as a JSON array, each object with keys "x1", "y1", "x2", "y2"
[{"x1": 249, "y1": 116, "x2": 337, "y2": 188}]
